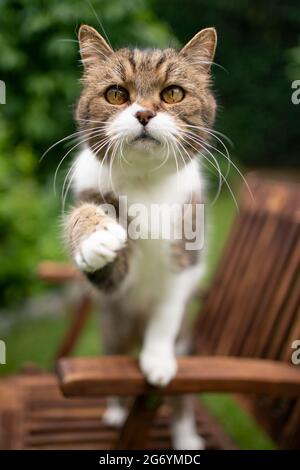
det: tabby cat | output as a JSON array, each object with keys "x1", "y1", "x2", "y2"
[{"x1": 64, "y1": 24, "x2": 217, "y2": 449}]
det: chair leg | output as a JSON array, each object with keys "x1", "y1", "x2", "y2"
[
  {"x1": 55, "y1": 294, "x2": 92, "y2": 360},
  {"x1": 0, "y1": 383, "x2": 23, "y2": 449},
  {"x1": 115, "y1": 394, "x2": 161, "y2": 450}
]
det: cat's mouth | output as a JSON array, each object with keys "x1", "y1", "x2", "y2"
[{"x1": 132, "y1": 130, "x2": 160, "y2": 145}]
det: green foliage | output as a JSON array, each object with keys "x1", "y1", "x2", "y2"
[
  {"x1": 152, "y1": 0, "x2": 300, "y2": 167},
  {"x1": 201, "y1": 393, "x2": 275, "y2": 450},
  {"x1": 286, "y1": 38, "x2": 300, "y2": 80},
  {"x1": 0, "y1": 141, "x2": 62, "y2": 306},
  {"x1": 0, "y1": 313, "x2": 100, "y2": 375}
]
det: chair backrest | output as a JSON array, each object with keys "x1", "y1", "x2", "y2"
[{"x1": 194, "y1": 173, "x2": 300, "y2": 449}]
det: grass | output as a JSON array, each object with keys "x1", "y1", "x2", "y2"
[
  {"x1": 0, "y1": 182, "x2": 275, "y2": 449},
  {"x1": 0, "y1": 314, "x2": 100, "y2": 374},
  {"x1": 201, "y1": 394, "x2": 275, "y2": 449}
]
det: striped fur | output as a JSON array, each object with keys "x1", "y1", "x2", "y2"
[{"x1": 63, "y1": 25, "x2": 218, "y2": 449}]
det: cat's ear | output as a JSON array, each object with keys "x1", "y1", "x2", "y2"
[
  {"x1": 78, "y1": 25, "x2": 113, "y2": 68},
  {"x1": 180, "y1": 27, "x2": 217, "y2": 72}
]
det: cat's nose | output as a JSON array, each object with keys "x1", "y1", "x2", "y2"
[{"x1": 135, "y1": 110, "x2": 156, "y2": 126}]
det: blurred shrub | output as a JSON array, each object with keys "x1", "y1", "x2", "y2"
[
  {"x1": 0, "y1": 138, "x2": 62, "y2": 306},
  {"x1": 152, "y1": 0, "x2": 300, "y2": 167},
  {"x1": 286, "y1": 39, "x2": 300, "y2": 81}
]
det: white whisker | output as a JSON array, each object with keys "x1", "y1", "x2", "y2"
[
  {"x1": 180, "y1": 133, "x2": 239, "y2": 210},
  {"x1": 179, "y1": 134, "x2": 224, "y2": 206},
  {"x1": 53, "y1": 130, "x2": 107, "y2": 195}
]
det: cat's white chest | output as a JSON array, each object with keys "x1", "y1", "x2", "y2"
[
  {"x1": 72, "y1": 147, "x2": 204, "y2": 312},
  {"x1": 125, "y1": 237, "x2": 171, "y2": 311},
  {"x1": 120, "y1": 186, "x2": 180, "y2": 310}
]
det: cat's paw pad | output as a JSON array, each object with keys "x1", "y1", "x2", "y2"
[
  {"x1": 102, "y1": 405, "x2": 128, "y2": 428},
  {"x1": 173, "y1": 433, "x2": 205, "y2": 450},
  {"x1": 75, "y1": 222, "x2": 127, "y2": 272},
  {"x1": 139, "y1": 351, "x2": 177, "y2": 387}
]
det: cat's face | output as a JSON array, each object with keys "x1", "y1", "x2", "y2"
[{"x1": 76, "y1": 25, "x2": 217, "y2": 168}]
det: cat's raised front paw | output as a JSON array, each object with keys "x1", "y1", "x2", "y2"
[
  {"x1": 75, "y1": 221, "x2": 127, "y2": 273},
  {"x1": 139, "y1": 350, "x2": 177, "y2": 387}
]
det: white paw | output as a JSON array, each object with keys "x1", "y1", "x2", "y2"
[
  {"x1": 102, "y1": 405, "x2": 128, "y2": 428},
  {"x1": 139, "y1": 350, "x2": 177, "y2": 387},
  {"x1": 173, "y1": 433, "x2": 205, "y2": 450},
  {"x1": 75, "y1": 222, "x2": 127, "y2": 272}
]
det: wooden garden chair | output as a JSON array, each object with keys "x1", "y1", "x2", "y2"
[{"x1": 0, "y1": 173, "x2": 299, "y2": 449}]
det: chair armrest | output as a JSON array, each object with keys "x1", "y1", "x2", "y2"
[
  {"x1": 37, "y1": 261, "x2": 83, "y2": 283},
  {"x1": 56, "y1": 356, "x2": 300, "y2": 398}
]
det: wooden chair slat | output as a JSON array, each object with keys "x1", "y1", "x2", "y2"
[
  {"x1": 272, "y1": 282, "x2": 300, "y2": 361},
  {"x1": 234, "y1": 217, "x2": 299, "y2": 357},
  {"x1": 1, "y1": 375, "x2": 236, "y2": 450},
  {"x1": 37, "y1": 262, "x2": 83, "y2": 282},
  {"x1": 199, "y1": 211, "x2": 257, "y2": 351},
  {"x1": 215, "y1": 212, "x2": 276, "y2": 355},
  {"x1": 194, "y1": 174, "x2": 300, "y2": 449},
  {"x1": 280, "y1": 399, "x2": 300, "y2": 449},
  {"x1": 244, "y1": 225, "x2": 300, "y2": 358}
]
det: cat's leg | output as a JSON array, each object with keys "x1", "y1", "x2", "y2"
[
  {"x1": 99, "y1": 305, "x2": 138, "y2": 428},
  {"x1": 140, "y1": 264, "x2": 202, "y2": 387},
  {"x1": 170, "y1": 395, "x2": 205, "y2": 450},
  {"x1": 65, "y1": 202, "x2": 129, "y2": 290},
  {"x1": 169, "y1": 321, "x2": 206, "y2": 449},
  {"x1": 102, "y1": 396, "x2": 128, "y2": 428}
]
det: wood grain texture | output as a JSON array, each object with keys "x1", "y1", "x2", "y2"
[
  {"x1": 0, "y1": 374, "x2": 236, "y2": 450},
  {"x1": 194, "y1": 173, "x2": 300, "y2": 448},
  {"x1": 56, "y1": 356, "x2": 300, "y2": 397}
]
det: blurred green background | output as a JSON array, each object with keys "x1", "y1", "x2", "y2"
[{"x1": 0, "y1": 0, "x2": 299, "y2": 449}]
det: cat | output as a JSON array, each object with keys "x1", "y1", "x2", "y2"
[{"x1": 64, "y1": 24, "x2": 217, "y2": 450}]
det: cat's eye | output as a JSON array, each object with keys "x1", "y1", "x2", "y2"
[
  {"x1": 105, "y1": 86, "x2": 129, "y2": 105},
  {"x1": 161, "y1": 85, "x2": 185, "y2": 104}
]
